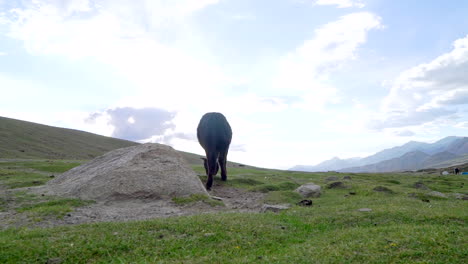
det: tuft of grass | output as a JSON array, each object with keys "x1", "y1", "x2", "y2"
[
  {"x1": 264, "y1": 190, "x2": 303, "y2": 204},
  {"x1": 250, "y1": 182, "x2": 300, "y2": 193},
  {"x1": 228, "y1": 178, "x2": 264, "y2": 187},
  {"x1": 373, "y1": 186, "x2": 396, "y2": 194},
  {"x1": 386, "y1": 179, "x2": 401, "y2": 184},
  {"x1": 172, "y1": 194, "x2": 224, "y2": 207}
]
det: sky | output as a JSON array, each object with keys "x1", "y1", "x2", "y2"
[{"x1": 1, "y1": 0, "x2": 467, "y2": 169}]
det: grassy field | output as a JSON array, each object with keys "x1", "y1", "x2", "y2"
[{"x1": 1, "y1": 160, "x2": 467, "y2": 263}]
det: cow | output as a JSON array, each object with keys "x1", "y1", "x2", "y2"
[{"x1": 197, "y1": 112, "x2": 232, "y2": 190}]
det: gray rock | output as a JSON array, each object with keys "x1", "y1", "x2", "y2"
[
  {"x1": 413, "y1": 181, "x2": 429, "y2": 190},
  {"x1": 41, "y1": 143, "x2": 208, "y2": 201},
  {"x1": 46, "y1": 258, "x2": 62, "y2": 264},
  {"x1": 261, "y1": 204, "x2": 291, "y2": 213},
  {"x1": 295, "y1": 183, "x2": 321, "y2": 198},
  {"x1": 427, "y1": 191, "x2": 447, "y2": 198},
  {"x1": 210, "y1": 196, "x2": 223, "y2": 201},
  {"x1": 325, "y1": 176, "x2": 339, "y2": 182},
  {"x1": 373, "y1": 186, "x2": 395, "y2": 194},
  {"x1": 451, "y1": 193, "x2": 468, "y2": 200},
  {"x1": 327, "y1": 181, "x2": 346, "y2": 189},
  {"x1": 343, "y1": 175, "x2": 352, "y2": 180},
  {"x1": 297, "y1": 199, "x2": 313, "y2": 206},
  {"x1": 358, "y1": 208, "x2": 372, "y2": 212}
]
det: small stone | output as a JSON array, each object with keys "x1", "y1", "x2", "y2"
[
  {"x1": 295, "y1": 183, "x2": 321, "y2": 198},
  {"x1": 325, "y1": 176, "x2": 339, "y2": 182},
  {"x1": 373, "y1": 186, "x2": 394, "y2": 194},
  {"x1": 204, "y1": 233, "x2": 215, "y2": 237},
  {"x1": 210, "y1": 196, "x2": 223, "y2": 201},
  {"x1": 427, "y1": 191, "x2": 447, "y2": 198},
  {"x1": 413, "y1": 181, "x2": 429, "y2": 190},
  {"x1": 261, "y1": 204, "x2": 291, "y2": 213},
  {"x1": 358, "y1": 208, "x2": 372, "y2": 212},
  {"x1": 422, "y1": 199, "x2": 430, "y2": 203},
  {"x1": 46, "y1": 258, "x2": 62, "y2": 264},
  {"x1": 297, "y1": 199, "x2": 313, "y2": 206},
  {"x1": 450, "y1": 193, "x2": 465, "y2": 199},
  {"x1": 327, "y1": 181, "x2": 346, "y2": 189},
  {"x1": 343, "y1": 175, "x2": 352, "y2": 180}
]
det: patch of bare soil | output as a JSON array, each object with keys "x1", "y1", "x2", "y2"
[{"x1": 0, "y1": 183, "x2": 266, "y2": 229}]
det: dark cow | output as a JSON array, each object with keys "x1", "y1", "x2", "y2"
[{"x1": 197, "y1": 112, "x2": 232, "y2": 190}]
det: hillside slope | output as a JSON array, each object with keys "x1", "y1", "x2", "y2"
[
  {"x1": 0, "y1": 116, "x2": 248, "y2": 168},
  {"x1": 0, "y1": 116, "x2": 138, "y2": 160}
]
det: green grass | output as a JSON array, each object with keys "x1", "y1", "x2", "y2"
[
  {"x1": 263, "y1": 190, "x2": 303, "y2": 204},
  {"x1": 0, "y1": 169, "x2": 51, "y2": 189},
  {"x1": 0, "y1": 160, "x2": 93, "y2": 223},
  {"x1": 0, "y1": 161, "x2": 82, "y2": 189},
  {"x1": 2, "y1": 191, "x2": 94, "y2": 222},
  {"x1": 0, "y1": 161, "x2": 467, "y2": 263},
  {"x1": 0, "y1": 160, "x2": 82, "y2": 173},
  {"x1": 16, "y1": 198, "x2": 94, "y2": 221},
  {"x1": 250, "y1": 181, "x2": 300, "y2": 193},
  {"x1": 172, "y1": 194, "x2": 224, "y2": 207}
]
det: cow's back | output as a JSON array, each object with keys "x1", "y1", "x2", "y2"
[{"x1": 197, "y1": 112, "x2": 232, "y2": 151}]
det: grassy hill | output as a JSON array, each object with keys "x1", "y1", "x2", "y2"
[
  {"x1": 0, "y1": 116, "x2": 248, "y2": 168},
  {"x1": 0, "y1": 116, "x2": 138, "y2": 160}
]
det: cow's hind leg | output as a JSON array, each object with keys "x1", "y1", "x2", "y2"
[
  {"x1": 205, "y1": 151, "x2": 218, "y2": 190},
  {"x1": 219, "y1": 150, "x2": 228, "y2": 181}
]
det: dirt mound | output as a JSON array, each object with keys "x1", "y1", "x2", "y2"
[{"x1": 41, "y1": 143, "x2": 208, "y2": 201}]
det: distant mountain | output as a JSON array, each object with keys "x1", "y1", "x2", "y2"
[
  {"x1": 291, "y1": 136, "x2": 467, "y2": 172},
  {"x1": 445, "y1": 137, "x2": 468, "y2": 155},
  {"x1": 341, "y1": 151, "x2": 461, "y2": 173},
  {"x1": 290, "y1": 157, "x2": 361, "y2": 172}
]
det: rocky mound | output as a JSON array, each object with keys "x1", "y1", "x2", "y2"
[{"x1": 42, "y1": 143, "x2": 208, "y2": 201}]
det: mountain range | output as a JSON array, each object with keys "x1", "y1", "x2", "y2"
[{"x1": 291, "y1": 136, "x2": 468, "y2": 173}]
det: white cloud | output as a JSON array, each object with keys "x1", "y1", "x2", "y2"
[
  {"x1": 1, "y1": 0, "x2": 228, "y2": 111},
  {"x1": 394, "y1": 130, "x2": 415, "y2": 137},
  {"x1": 231, "y1": 14, "x2": 256, "y2": 21},
  {"x1": 455, "y1": 121, "x2": 468, "y2": 129},
  {"x1": 0, "y1": 51, "x2": 6, "y2": 56},
  {"x1": 272, "y1": 12, "x2": 382, "y2": 110},
  {"x1": 371, "y1": 34, "x2": 468, "y2": 129},
  {"x1": 314, "y1": 0, "x2": 365, "y2": 8}
]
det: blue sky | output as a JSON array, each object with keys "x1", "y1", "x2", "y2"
[{"x1": 1, "y1": 0, "x2": 467, "y2": 169}]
